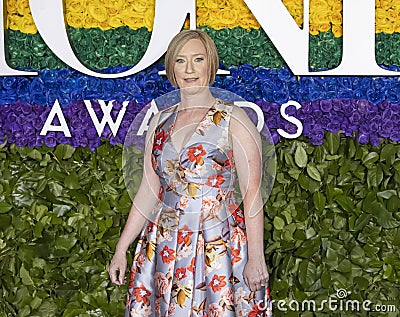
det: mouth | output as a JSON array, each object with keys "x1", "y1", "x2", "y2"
[{"x1": 184, "y1": 77, "x2": 199, "y2": 82}]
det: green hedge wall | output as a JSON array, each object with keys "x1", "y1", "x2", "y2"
[{"x1": 0, "y1": 134, "x2": 399, "y2": 317}]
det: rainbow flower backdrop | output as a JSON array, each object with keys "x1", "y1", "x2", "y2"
[{"x1": 0, "y1": 0, "x2": 399, "y2": 316}]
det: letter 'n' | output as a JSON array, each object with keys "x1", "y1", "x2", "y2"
[{"x1": 243, "y1": 0, "x2": 399, "y2": 76}]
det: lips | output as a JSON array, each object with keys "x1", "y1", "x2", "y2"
[{"x1": 184, "y1": 78, "x2": 199, "y2": 82}]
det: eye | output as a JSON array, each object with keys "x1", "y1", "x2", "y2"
[
  {"x1": 195, "y1": 57, "x2": 204, "y2": 62},
  {"x1": 175, "y1": 58, "x2": 185, "y2": 63}
]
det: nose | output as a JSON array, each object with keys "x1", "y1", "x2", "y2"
[{"x1": 185, "y1": 60, "x2": 194, "y2": 73}]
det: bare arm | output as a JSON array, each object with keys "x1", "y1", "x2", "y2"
[
  {"x1": 230, "y1": 106, "x2": 269, "y2": 291},
  {"x1": 108, "y1": 111, "x2": 161, "y2": 285}
]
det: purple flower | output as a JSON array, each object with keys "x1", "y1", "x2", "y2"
[
  {"x1": 369, "y1": 134, "x2": 380, "y2": 147},
  {"x1": 44, "y1": 132, "x2": 57, "y2": 147},
  {"x1": 319, "y1": 100, "x2": 332, "y2": 112},
  {"x1": 358, "y1": 133, "x2": 369, "y2": 144},
  {"x1": 380, "y1": 120, "x2": 393, "y2": 138},
  {"x1": 310, "y1": 125, "x2": 325, "y2": 145}
]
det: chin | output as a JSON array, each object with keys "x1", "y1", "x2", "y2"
[{"x1": 180, "y1": 85, "x2": 210, "y2": 95}]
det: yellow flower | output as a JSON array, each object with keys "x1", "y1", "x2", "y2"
[
  {"x1": 130, "y1": 0, "x2": 148, "y2": 13},
  {"x1": 376, "y1": 0, "x2": 393, "y2": 11},
  {"x1": 6, "y1": 0, "x2": 17, "y2": 14},
  {"x1": 309, "y1": 24, "x2": 320, "y2": 36},
  {"x1": 331, "y1": 24, "x2": 342, "y2": 37},
  {"x1": 16, "y1": 0, "x2": 31, "y2": 16},
  {"x1": 66, "y1": 12, "x2": 85, "y2": 28},
  {"x1": 66, "y1": 0, "x2": 86, "y2": 14},
  {"x1": 88, "y1": 3, "x2": 108, "y2": 22},
  {"x1": 83, "y1": 15, "x2": 99, "y2": 29},
  {"x1": 108, "y1": 15, "x2": 124, "y2": 28},
  {"x1": 319, "y1": 23, "x2": 331, "y2": 33},
  {"x1": 330, "y1": 12, "x2": 342, "y2": 25},
  {"x1": 387, "y1": 8, "x2": 399, "y2": 22},
  {"x1": 99, "y1": 21, "x2": 112, "y2": 30},
  {"x1": 102, "y1": 0, "x2": 125, "y2": 10},
  {"x1": 144, "y1": 8, "x2": 155, "y2": 31},
  {"x1": 218, "y1": 8, "x2": 238, "y2": 26},
  {"x1": 283, "y1": 0, "x2": 303, "y2": 26},
  {"x1": 7, "y1": 18, "x2": 19, "y2": 31},
  {"x1": 124, "y1": 14, "x2": 144, "y2": 30},
  {"x1": 199, "y1": 0, "x2": 219, "y2": 10}
]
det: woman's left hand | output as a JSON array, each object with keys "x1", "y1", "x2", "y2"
[{"x1": 243, "y1": 257, "x2": 269, "y2": 292}]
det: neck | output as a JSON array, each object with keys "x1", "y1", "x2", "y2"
[{"x1": 179, "y1": 87, "x2": 215, "y2": 111}]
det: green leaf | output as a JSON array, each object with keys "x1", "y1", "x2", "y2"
[
  {"x1": 335, "y1": 195, "x2": 355, "y2": 212},
  {"x1": 326, "y1": 132, "x2": 340, "y2": 155},
  {"x1": 298, "y1": 260, "x2": 318, "y2": 289},
  {"x1": 295, "y1": 145, "x2": 307, "y2": 168},
  {"x1": 20, "y1": 266, "x2": 34, "y2": 286},
  {"x1": 354, "y1": 276, "x2": 369, "y2": 290},
  {"x1": 27, "y1": 149, "x2": 42, "y2": 161},
  {"x1": 380, "y1": 144, "x2": 396, "y2": 162},
  {"x1": 0, "y1": 201, "x2": 12, "y2": 213},
  {"x1": 307, "y1": 165, "x2": 321, "y2": 181},
  {"x1": 64, "y1": 171, "x2": 81, "y2": 189},
  {"x1": 273, "y1": 216, "x2": 285, "y2": 230},
  {"x1": 377, "y1": 190, "x2": 397, "y2": 200},
  {"x1": 354, "y1": 213, "x2": 371, "y2": 231},
  {"x1": 362, "y1": 152, "x2": 379, "y2": 166},
  {"x1": 313, "y1": 192, "x2": 326, "y2": 212}
]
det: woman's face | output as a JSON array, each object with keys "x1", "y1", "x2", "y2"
[{"x1": 173, "y1": 38, "x2": 209, "y2": 89}]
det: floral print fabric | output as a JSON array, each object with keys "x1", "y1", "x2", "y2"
[{"x1": 125, "y1": 100, "x2": 272, "y2": 316}]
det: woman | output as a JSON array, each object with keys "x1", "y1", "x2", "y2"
[{"x1": 108, "y1": 29, "x2": 272, "y2": 316}]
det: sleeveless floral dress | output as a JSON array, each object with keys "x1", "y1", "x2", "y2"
[{"x1": 125, "y1": 100, "x2": 273, "y2": 317}]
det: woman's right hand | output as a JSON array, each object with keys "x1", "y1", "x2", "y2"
[{"x1": 108, "y1": 251, "x2": 127, "y2": 285}]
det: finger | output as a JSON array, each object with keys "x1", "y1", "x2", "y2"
[
  {"x1": 119, "y1": 266, "x2": 126, "y2": 285},
  {"x1": 109, "y1": 267, "x2": 119, "y2": 285}
]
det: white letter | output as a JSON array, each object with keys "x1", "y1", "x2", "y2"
[
  {"x1": 234, "y1": 101, "x2": 264, "y2": 132},
  {"x1": 277, "y1": 100, "x2": 303, "y2": 139},
  {"x1": 277, "y1": 300, "x2": 287, "y2": 312},
  {"x1": 0, "y1": 0, "x2": 37, "y2": 76},
  {"x1": 29, "y1": 0, "x2": 195, "y2": 78},
  {"x1": 242, "y1": 0, "x2": 399, "y2": 76},
  {"x1": 137, "y1": 100, "x2": 160, "y2": 136},
  {"x1": 40, "y1": 100, "x2": 71, "y2": 137},
  {"x1": 84, "y1": 100, "x2": 128, "y2": 136},
  {"x1": 362, "y1": 300, "x2": 372, "y2": 311}
]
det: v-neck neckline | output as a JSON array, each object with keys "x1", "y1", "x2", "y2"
[{"x1": 168, "y1": 99, "x2": 217, "y2": 154}]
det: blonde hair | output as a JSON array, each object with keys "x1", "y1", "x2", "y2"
[{"x1": 165, "y1": 30, "x2": 219, "y2": 87}]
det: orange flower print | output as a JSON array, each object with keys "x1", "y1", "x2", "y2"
[
  {"x1": 128, "y1": 267, "x2": 137, "y2": 289},
  {"x1": 249, "y1": 303, "x2": 265, "y2": 317},
  {"x1": 231, "y1": 226, "x2": 247, "y2": 246},
  {"x1": 154, "y1": 130, "x2": 168, "y2": 151},
  {"x1": 188, "y1": 257, "x2": 196, "y2": 273},
  {"x1": 174, "y1": 267, "x2": 187, "y2": 280},
  {"x1": 133, "y1": 284, "x2": 151, "y2": 305},
  {"x1": 168, "y1": 302, "x2": 176, "y2": 316},
  {"x1": 224, "y1": 149, "x2": 235, "y2": 169},
  {"x1": 230, "y1": 247, "x2": 242, "y2": 265},
  {"x1": 209, "y1": 274, "x2": 226, "y2": 292},
  {"x1": 160, "y1": 245, "x2": 175, "y2": 264},
  {"x1": 205, "y1": 174, "x2": 225, "y2": 188},
  {"x1": 177, "y1": 224, "x2": 193, "y2": 245},
  {"x1": 228, "y1": 203, "x2": 245, "y2": 224},
  {"x1": 151, "y1": 153, "x2": 158, "y2": 169},
  {"x1": 208, "y1": 302, "x2": 225, "y2": 317},
  {"x1": 187, "y1": 145, "x2": 206, "y2": 164},
  {"x1": 146, "y1": 221, "x2": 155, "y2": 234}
]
